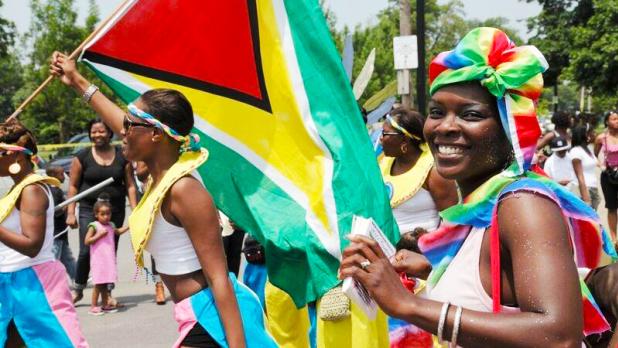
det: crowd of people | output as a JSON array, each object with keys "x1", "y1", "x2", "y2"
[{"x1": 0, "y1": 26, "x2": 617, "y2": 348}]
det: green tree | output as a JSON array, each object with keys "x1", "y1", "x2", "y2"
[
  {"x1": 0, "y1": 0, "x2": 23, "y2": 118},
  {"x1": 0, "y1": 0, "x2": 15, "y2": 57},
  {"x1": 523, "y1": 0, "x2": 618, "y2": 115},
  {"x1": 342, "y1": 0, "x2": 522, "y2": 107},
  {"x1": 525, "y1": 0, "x2": 586, "y2": 87},
  {"x1": 569, "y1": 0, "x2": 618, "y2": 95},
  {"x1": 14, "y1": 0, "x2": 106, "y2": 143}
]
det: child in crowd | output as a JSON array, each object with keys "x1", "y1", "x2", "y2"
[
  {"x1": 544, "y1": 136, "x2": 576, "y2": 186},
  {"x1": 84, "y1": 193, "x2": 128, "y2": 315},
  {"x1": 46, "y1": 165, "x2": 76, "y2": 280}
]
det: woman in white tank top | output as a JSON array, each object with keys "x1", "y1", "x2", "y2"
[
  {"x1": 378, "y1": 108, "x2": 458, "y2": 235},
  {"x1": 340, "y1": 28, "x2": 613, "y2": 347},
  {"x1": 0, "y1": 119, "x2": 87, "y2": 347},
  {"x1": 52, "y1": 52, "x2": 276, "y2": 348}
]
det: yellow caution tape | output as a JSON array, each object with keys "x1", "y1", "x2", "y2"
[{"x1": 38, "y1": 141, "x2": 122, "y2": 151}]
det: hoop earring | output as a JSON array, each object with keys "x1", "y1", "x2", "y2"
[{"x1": 9, "y1": 161, "x2": 21, "y2": 175}]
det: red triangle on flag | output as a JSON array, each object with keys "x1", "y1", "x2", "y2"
[{"x1": 84, "y1": 0, "x2": 270, "y2": 112}]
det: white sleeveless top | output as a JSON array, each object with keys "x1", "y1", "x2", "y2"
[
  {"x1": 427, "y1": 226, "x2": 519, "y2": 313},
  {"x1": 0, "y1": 184, "x2": 55, "y2": 272},
  {"x1": 392, "y1": 188, "x2": 440, "y2": 234},
  {"x1": 145, "y1": 171, "x2": 202, "y2": 275}
]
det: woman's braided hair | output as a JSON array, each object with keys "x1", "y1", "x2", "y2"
[{"x1": 0, "y1": 118, "x2": 37, "y2": 156}]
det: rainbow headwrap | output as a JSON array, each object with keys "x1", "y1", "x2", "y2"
[
  {"x1": 127, "y1": 103, "x2": 201, "y2": 153},
  {"x1": 429, "y1": 27, "x2": 548, "y2": 175},
  {"x1": 420, "y1": 27, "x2": 617, "y2": 336}
]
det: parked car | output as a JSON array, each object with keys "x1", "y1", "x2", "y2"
[
  {"x1": 47, "y1": 133, "x2": 91, "y2": 174},
  {"x1": 47, "y1": 133, "x2": 121, "y2": 174}
]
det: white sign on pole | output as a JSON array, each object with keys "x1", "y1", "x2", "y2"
[{"x1": 393, "y1": 35, "x2": 418, "y2": 70}]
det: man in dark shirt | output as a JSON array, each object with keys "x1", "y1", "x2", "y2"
[{"x1": 47, "y1": 166, "x2": 76, "y2": 280}]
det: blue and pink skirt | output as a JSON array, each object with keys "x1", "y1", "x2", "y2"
[
  {"x1": 173, "y1": 274, "x2": 277, "y2": 348},
  {"x1": 0, "y1": 260, "x2": 87, "y2": 347}
]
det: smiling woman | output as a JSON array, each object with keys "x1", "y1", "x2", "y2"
[
  {"x1": 425, "y1": 82, "x2": 513, "y2": 195},
  {"x1": 339, "y1": 27, "x2": 617, "y2": 347},
  {"x1": 66, "y1": 117, "x2": 138, "y2": 305}
]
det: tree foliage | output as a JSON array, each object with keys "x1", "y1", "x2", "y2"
[
  {"x1": 527, "y1": 0, "x2": 618, "y2": 112},
  {"x1": 0, "y1": 0, "x2": 15, "y2": 57},
  {"x1": 337, "y1": 0, "x2": 523, "y2": 107},
  {"x1": 0, "y1": 0, "x2": 22, "y2": 118},
  {"x1": 13, "y1": 0, "x2": 106, "y2": 143},
  {"x1": 569, "y1": 0, "x2": 618, "y2": 95}
]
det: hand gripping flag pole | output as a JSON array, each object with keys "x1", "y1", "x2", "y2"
[{"x1": 6, "y1": 0, "x2": 132, "y2": 121}]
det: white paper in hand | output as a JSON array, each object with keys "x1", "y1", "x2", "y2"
[{"x1": 341, "y1": 215, "x2": 396, "y2": 320}]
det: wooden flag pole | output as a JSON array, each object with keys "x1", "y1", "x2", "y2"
[{"x1": 7, "y1": 0, "x2": 132, "y2": 121}]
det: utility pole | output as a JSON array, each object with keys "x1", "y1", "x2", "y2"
[
  {"x1": 553, "y1": 82, "x2": 558, "y2": 113},
  {"x1": 399, "y1": 0, "x2": 412, "y2": 108},
  {"x1": 416, "y1": 0, "x2": 426, "y2": 114}
]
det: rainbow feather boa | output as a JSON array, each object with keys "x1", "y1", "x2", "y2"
[{"x1": 418, "y1": 170, "x2": 617, "y2": 335}]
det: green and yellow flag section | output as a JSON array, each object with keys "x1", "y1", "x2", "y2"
[{"x1": 81, "y1": 0, "x2": 398, "y2": 306}]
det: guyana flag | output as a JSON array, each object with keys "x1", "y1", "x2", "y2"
[{"x1": 81, "y1": 0, "x2": 397, "y2": 306}]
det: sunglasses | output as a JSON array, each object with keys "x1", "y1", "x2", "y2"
[
  {"x1": 123, "y1": 115, "x2": 156, "y2": 132},
  {"x1": 381, "y1": 130, "x2": 401, "y2": 137}
]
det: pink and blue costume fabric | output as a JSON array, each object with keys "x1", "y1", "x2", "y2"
[
  {"x1": 173, "y1": 274, "x2": 277, "y2": 348},
  {"x1": 0, "y1": 260, "x2": 88, "y2": 347}
]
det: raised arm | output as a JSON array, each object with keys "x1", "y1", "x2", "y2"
[
  {"x1": 0, "y1": 185, "x2": 49, "y2": 257},
  {"x1": 536, "y1": 132, "x2": 555, "y2": 151},
  {"x1": 340, "y1": 192, "x2": 582, "y2": 347},
  {"x1": 169, "y1": 177, "x2": 246, "y2": 348},
  {"x1": 50, "y1": 51, "x2": 124, "y2": 134}
]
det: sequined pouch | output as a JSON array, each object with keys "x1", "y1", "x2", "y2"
[{"x1": 318, "y1": 286, "x2": 351, "y2": 321}]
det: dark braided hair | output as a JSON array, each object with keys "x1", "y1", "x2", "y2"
[
  {"x1": 139, "y1": 89, "x2": 194, "y2": 136},
  {"x1": 390, "y1": 107, "x2": 426, "y2": 145},
  {"x1": 0, "y1": 118, "x2": 37, "y2": 155}
]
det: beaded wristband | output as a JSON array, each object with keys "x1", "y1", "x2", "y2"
[
  {"x1": 82, "y1": 84, "x2": 99, "y2": 103},
  {"x1": 437, "y1": 301, "x2": 450, "y2": 343}
]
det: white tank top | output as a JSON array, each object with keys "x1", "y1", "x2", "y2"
[
  {"x1": 392, "y1": 188, "x2": 440, "y2": 234},
  {"x1": 427, "y1": 226, "x2": 519, "y2": 313},
  {"x1": 0, "y1": 184, "x2": 55, "y2": 272},
  {"x1": 145, "y1": 171, "x2": 202, "y2": 275}
]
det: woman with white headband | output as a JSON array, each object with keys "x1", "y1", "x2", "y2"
[{"x1": 51, "y1": 51, "x2": 276, "y2": 348}]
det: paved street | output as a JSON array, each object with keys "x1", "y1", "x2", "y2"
[{"x1": 67, "y1": 211, "x2": 178, "y2": 347}]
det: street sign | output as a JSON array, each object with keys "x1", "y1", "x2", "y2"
[{"x1": 393, "y1": 35, "x2": 418, "y2": 70}]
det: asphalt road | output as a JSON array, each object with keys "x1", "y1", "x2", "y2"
[{"x1": 67, "y1": 211, "x2": 179, "y2": 347}]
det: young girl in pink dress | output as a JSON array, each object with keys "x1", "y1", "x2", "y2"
[{"x1": 84, "y1": 193, "x2": 128, "y2": 315}]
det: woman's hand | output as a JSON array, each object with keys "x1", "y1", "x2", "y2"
[
  {"x1": 392, "y1": 249, "x2": 432, "y2": 280},
  {"x1": 338, "y1": 235, "x2": 414, "y2": 318},
  {"x1": 50, "y1": 51, "x2": 82, "y2": 87},
  {"x1": 66, "y1": 212, "x2": 78, "y2": 229}
]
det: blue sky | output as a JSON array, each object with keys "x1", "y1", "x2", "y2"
[{"x1": 2, "y1": 0, "x2": 541, "y2": 39}]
